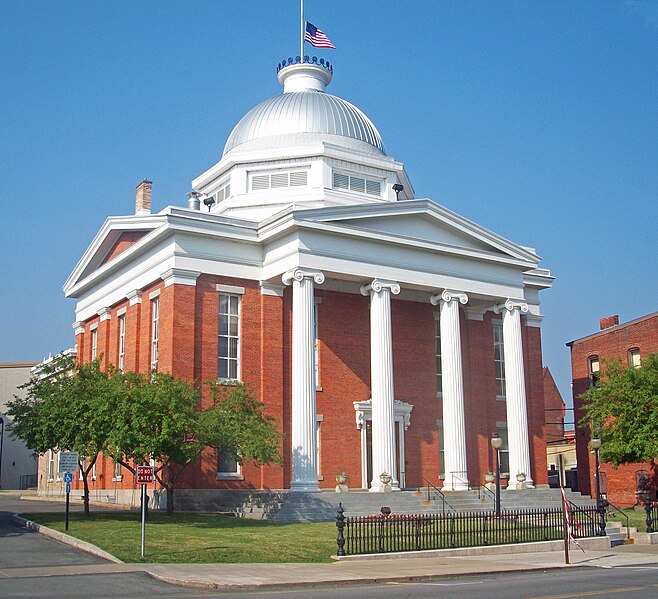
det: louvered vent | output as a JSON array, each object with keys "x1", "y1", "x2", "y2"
[
  {"x1": 333, "y1": 171, "x2": 382, "y2": 197},
  {"x1": 214, "y1": 183, "x2": 231, "y2": 203},
  {"x1": 250, "y1": 170, "x2": 308, "y2": 191},
  {"x1": 290, "y1": 171, "x2": 307, "y2": 186},
  {"x1": 252, "y1": 175, "x2": 269, "y2": 190}
]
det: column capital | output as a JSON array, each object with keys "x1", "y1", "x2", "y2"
[
  {"x1": 493, "y1": 299, "x2": 529, "y2": 314},
  {"x1": 430, "y1": 289, "x2": 469, "y2": 306},
  {"x1": 360, "y1": 279, "x2": 400, "y2": 296},
  {"x1": 282, "y1": 268, "x2": 325, "y2": 286}
]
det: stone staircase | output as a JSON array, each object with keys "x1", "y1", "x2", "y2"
[{"x1": 175, "y1": 486, "x2": 597, "y2": 523}]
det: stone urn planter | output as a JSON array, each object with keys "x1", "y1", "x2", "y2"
[
  {"x1": 335, "y1": 471, "x2": 349, "y2": 493},
  {"x1": 515, "y1": 472, "x2": 527, "y2": 490},
  {"x1": 379, "y1": 472, "x2": 392, "y2": 493},
  {"x1": 484, "y1": 472, "x2": 496, "y2": 492}
]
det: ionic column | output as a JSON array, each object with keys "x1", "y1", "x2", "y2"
[
  {"x1": 283, "y1": 268, "x2": 325, "y2": 492},
  {"x1": 494, "y1": 299, "x2": 534, "y2": 489},
  {"x1": 361, "y1": 279, "x2": 400, "y2": 492},
  {"x1": 431, "y1": 290, "x2": 469, "y2": 491}
]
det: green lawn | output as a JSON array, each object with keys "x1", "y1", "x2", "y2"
[
  {"x1": 23, "y1": 511, "x2": 337, "y2": 563},
  {"x1": 608, "y1": 506, "x2": 654, "y2": 533}
]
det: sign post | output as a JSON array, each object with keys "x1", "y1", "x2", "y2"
[
  {"x1": 58, "y1": 452, "x2": 79, "y2": 532},
  {"x1": 136, "y1": 465, "x2": 155, "y2": 558}
]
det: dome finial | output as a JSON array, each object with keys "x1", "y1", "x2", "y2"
[{"x1": 277, "y1": 58, "x2": 333, "y2": 93}]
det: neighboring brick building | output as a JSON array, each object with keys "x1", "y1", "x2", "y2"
[
  {"x1": 568, "y1": 312, "x2": 658, "y2": 506},
  {"x1": 47, "y1": 59, "x2": 555, "y2": 509}
]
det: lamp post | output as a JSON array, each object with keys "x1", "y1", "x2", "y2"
[
  {"x1": 491, "y1": 434, "x2": 503, "y2": 517},
  {"x1": 0, "y1": 417, "x2": 4, "y2": 489},
  {"x1": 591, "y1": 437, "x2": 606, "y2": 536}
]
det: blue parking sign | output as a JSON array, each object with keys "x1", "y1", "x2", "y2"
[
  {"x1": 65, "y1": 482, "x2": 71, "y2": 494},
  {"x1": 63, "y1": 472, "x2": 73, "y2": 483}
]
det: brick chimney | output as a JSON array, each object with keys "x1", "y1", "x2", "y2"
[
  {"x1": 599, "y1": 315, "x2": 619, "y2": 330},
  {"x1": 135, "y1": 179, "x2": 152, "y2": 215}
]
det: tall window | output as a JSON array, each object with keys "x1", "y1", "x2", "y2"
[
  {"x1": 435, "y1": 315, "x2": 442, "y2": 394},
  {"x1": 316, "y1": 416, "x2": 322, "y2": 479},
  {"x1": 437, "y1": 420, "x2": 445, "y2": 479},
  {"x1": 91, "y1": 328, "x2": 98, "y2": 360},
  {"x1": 493, "y1": 322, "x2": 506, "y2": 399},
  {"x1": 314, "y1": 302, "x2": 320, "y2": 387},
  {"x1": 496, "y1": 427, "x2": 510, "y2": 476},
  {"x1": 114, "y1": 460, "x2": 122, "y2": 480},
  {"x1": 588, "y1": 356, "x2": 600, "y2": 387},
  {"x1": 218, "y1": 294, "x2": 240, "y2": 380},
  {"x1": 628, "y1": 348, "x2": 641, "y2": 368},
  {"x1": 118, "y1": 314, "x2": 126, "y2": 372},
  {"x1": 48, "y1": 450, "x2": 57, "y2": 480},
  {"x1": 150, "y1": 298, "x2": 159, "y2": 372}
]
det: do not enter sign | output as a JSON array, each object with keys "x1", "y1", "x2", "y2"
[{"x1": 136, "y1": 465, "x2": 155, "y2": 484}]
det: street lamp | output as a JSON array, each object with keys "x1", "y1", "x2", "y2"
[
  {"x1": 491, "y1": 434, "x2": 503, "y2": 517},
  {"x1": 0, "y1": 417, "x2": 4, "y2": 489},
  {"x1": 591, "y1": 436, "x2": 606, "y2": 536}
]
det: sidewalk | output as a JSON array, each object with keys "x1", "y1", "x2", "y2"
[{"x1": 140, "y1": 543, "x2": 658, "y2": 591}]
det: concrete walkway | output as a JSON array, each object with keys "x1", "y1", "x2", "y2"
[{"x1": 5, "y1": 493, "x2": 658, "y2": 592}]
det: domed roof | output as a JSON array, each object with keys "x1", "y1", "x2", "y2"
[{"x1": 222, "y1": 62, "x2": 386, "y2": 157}]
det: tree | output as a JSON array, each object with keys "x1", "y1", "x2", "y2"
[
  {"x1": 7, "y1": 355, "x2": 117, "y2": 515},
  {"x1": 108, "y1": 373, "x2": 282, "y2": 515},
  {"x1": 580, "y1": 353, "x2": 658, "y2": 467}
]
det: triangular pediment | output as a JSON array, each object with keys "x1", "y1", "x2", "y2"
[{"x1": 294, "y1": 199, "x2": 540, "y2": 266}]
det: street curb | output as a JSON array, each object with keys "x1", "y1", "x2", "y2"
[
  {"x1": 142, "y1": 564, "x2": 588, "y2": 592},
  {"x1": 11, "y1": 514, "x2": 124, "y2": 564}
]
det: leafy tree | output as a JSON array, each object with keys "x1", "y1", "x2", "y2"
[
  {"x1": 108, "y1": 373, "x2": 282, "y2": 515},
  {"x1": 7, "y1": 355, "x2": 117, "y2": 515},
  {"x1": 580, "y1": 353, "x2": 658, "y2": 467}
]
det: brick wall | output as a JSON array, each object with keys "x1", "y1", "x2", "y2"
[
  {"x1": 570, "y1": 312, "x2": 658, "y2": 505},
  {"x1": 71, "y1": 280, "x2": 549, "y2": 496}
]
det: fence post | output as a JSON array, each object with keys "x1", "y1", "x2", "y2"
[
  {"x1": 646, "y1": 501, "x2": 653, "y2": 534},
  {"x1": 336, "y1": 503, "x2": 346, "y2": 556}
]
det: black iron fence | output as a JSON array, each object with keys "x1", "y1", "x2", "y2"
[
  {"x1": 336, "y1": 502, "x2": 602, "y2": 556},
  {"x1": 646, "y1": 501, "x2": 658, "y2": 533}
]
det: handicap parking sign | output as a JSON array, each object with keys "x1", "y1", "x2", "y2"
[{"x1": 63, "y1": 472, "x2": 73, "y2": 483}]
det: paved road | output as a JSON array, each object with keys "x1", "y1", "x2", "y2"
[{"x1": 0, "y1": 493, "x2": 196, "y2": 598}]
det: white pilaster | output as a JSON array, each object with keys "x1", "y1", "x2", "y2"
[
  {"x1": 431, "y1": 290, "x2": 469, "y2": 491},
  {"x1": 494, "y1": 299, "x2": 534, "y2": 489},
  {"x1": 283, "y1": 267, "x2": 325, "y2": 492},
  {"x1": 361, "y1": 279, "x2": 400, "y2": 492}
]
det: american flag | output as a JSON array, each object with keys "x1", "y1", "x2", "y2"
[{"x1": 305, "y1": 22, "x2": 336, "y2": 49}]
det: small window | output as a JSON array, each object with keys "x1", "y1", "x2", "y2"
[
  {"x1": 588, "y1": 356, "x2": 600, "y2": 387},
  {"x1": 250, "y1": 170, "x2": 307, "y2": 191},
  {"x1": 496, "y1": 428, "x2": 510, "y2": 476},
  {"x1": 628, "y1": 348, "x2": 641, "y2": 368},
  {"x1": 214, "y1": 182, "x2": 231, "y2": 203},
  {"x1": 217, "y1": 449, "x2": 241, "y2": 479}
]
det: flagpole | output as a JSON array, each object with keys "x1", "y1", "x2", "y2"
[{"x1": 300, "y1": 0, "x2": 304, "y2": 61}]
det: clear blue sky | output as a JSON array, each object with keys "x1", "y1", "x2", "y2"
[{"x1": 1, "y1": 2, "x2": 656, "y2": 421}]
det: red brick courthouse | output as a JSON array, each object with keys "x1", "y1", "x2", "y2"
[{"x1": 53, "y1": 60, "x2": 556, "y2": 508}]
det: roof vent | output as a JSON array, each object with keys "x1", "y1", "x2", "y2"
[{"x1": 599, "y1": 315, "x2": 620, "y2": 330}]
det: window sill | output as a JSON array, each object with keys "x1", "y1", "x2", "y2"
[
  {"x1": 216, "y1": 473, "x2": 244, "y2": 481},
  {"x1": 317, "y1": 476, "x2": 324, "y2": 481},
  {"x1": 496, "y1": 396, "x2": 506, "y2": 402},
  {"x1": 436, "y1": 392, "x2": 443, "y2": 399},
  {"x1": 112, "y1": 476, "x2": 123, "y2": 482},
  {"x1": 316, "y1": 386, "x2": 323, "y2": 392}
]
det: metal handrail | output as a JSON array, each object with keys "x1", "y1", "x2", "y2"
[
  {"x1": 422, "y1": 477, "x2": 455, "y2": 513},
  {"x1": 450, "y1": 470, "x2": 469, "y2": 489},
  {"x1": 474, "y1": 483, "x2": 496, "y2": 503},
  {"x1": 605, "y1": 499, "x2": 631, "y2": 539}
]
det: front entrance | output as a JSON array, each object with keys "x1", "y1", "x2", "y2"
[
  {"x1": 365, "y1": 421, "x2": 402, "y2": 489},
  {"x1": 354, "y1": 399, "x2": 413, "y2": 491}
]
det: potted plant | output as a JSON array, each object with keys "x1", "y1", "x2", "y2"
[
  {"x1": 336, "y1": 470, "x2": 349, "y2": 485},
  {"x1": 484, "y1": 472, "x2": 495, "y2": 484}
]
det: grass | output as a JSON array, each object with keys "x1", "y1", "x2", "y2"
[
  {"x1": 23, "y1": 511, "x2": 337, "y2": 563},
  {"x1": 608, "y1": 505, "x2": 654, "y2": 533}
]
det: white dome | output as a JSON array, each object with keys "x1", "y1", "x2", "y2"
[{"x1": 222, "y1": 62, "x2": 386, "y2": 157}]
